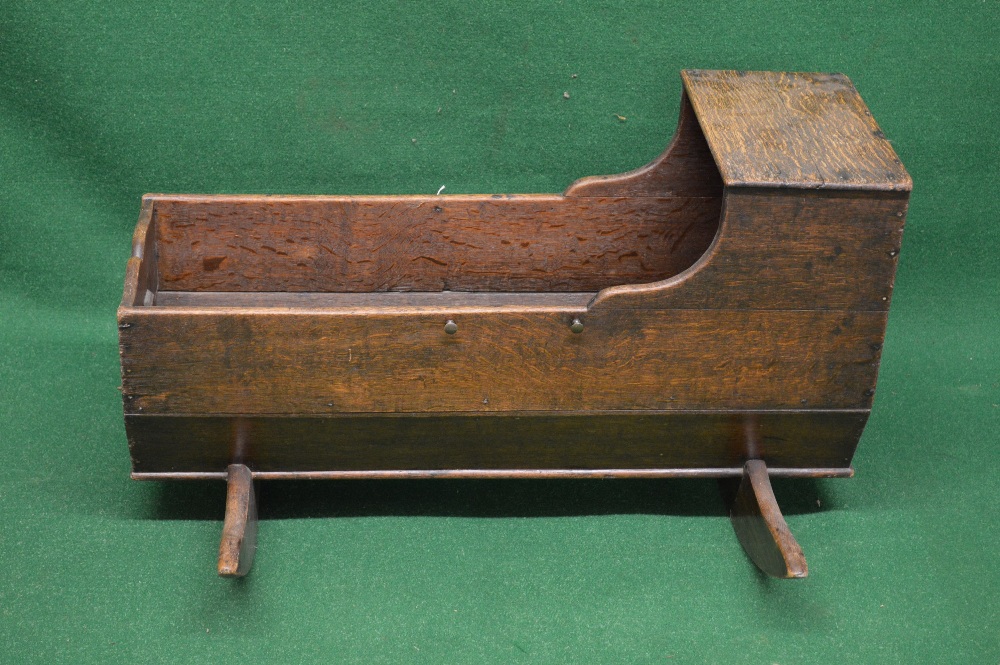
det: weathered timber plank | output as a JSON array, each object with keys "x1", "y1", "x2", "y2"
[
  {"x1": 120, "y1": 197, "x2": 156, "y2": 308},
  {"x1": 682, "y1": 70, "x2": 911, "y2": 191},
  {"x1": 125, "y1": 410, "x2": 867, "y2": 474},
  {"x1": 152, "y1": 194, "x2": 721, "y2": 293},
  {"x1": 152, "y1": 290, "x2": 595, "y2": 310},
  {"x1": 119, "y1": 307, "x2": 887, "y2": 415},
  {"x1": 592, "y1": 187, "x2": 907, "y2": 311}
]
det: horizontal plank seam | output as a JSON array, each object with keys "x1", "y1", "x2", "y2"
[
  {"x1": 121, "y1": 306, "x2": 893, "y2": 314},
  {"x1": 142, "y1": 194, "x2": 722, "y2": 202},
  {"x1": 721, "y1": 181, "x2": 911, "y2": 192},
  {"x1": 124, "y1": 408, "x2": 871, "y2": 418},
  {"x1": 131, "y1": 467, "x2": 856, "y2": 481}
]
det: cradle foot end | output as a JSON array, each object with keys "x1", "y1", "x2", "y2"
[
  {"x1": 218, "y1": 464, "x2": 257, "y2": 577},
  {"x1": 729, "y1": 460, "x2": 808, "y2": 578}
]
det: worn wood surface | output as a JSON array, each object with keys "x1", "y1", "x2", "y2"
[
  {"x1": 682, "y1": 69, "x2": 912, "y2": 192},
  {"x1": 119, "y1": 307, "x2": 886, "y2": 415},
  {"x1": 729, "y1": 459, "x2": 808, "y2": 578},
  {"x1": 564, "y1": 90, "x2": 723, "y2": 198},
  {"x1": 152, "y1": 194, "x2": 721, "y2": 293},
  {"x1": 143, "y1": 186, "x2": 907, "y2": 314},
  {"x1": 120, "y1": 197, "x2": 157, "y2": 308},
  {"x1": 591, "y1": 187, "x2": 907, "y2": 311},
  {"x1": 152, "y1": 290, "x2": 595, "y2": 310},
  {"x1": 118, "y1": 69, "x2": 910, "y2": 478},
  {"x1": 217, "y1": 464, "x2": 257, "y2": 577},
  {"x1": 124, "y1": 411, "x2": 865, "y2": 475}
]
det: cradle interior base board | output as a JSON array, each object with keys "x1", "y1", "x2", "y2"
[{"x1": 118, "y1": 69, "x2": 911, "y2": 580}]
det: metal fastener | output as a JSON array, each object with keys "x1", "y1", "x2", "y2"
[
  {"x1": 570, "y1": 318, "x2": 584, "y2": 334},
  {"x1": 444, "y1": 320, "x2": 458, "y2": 335}
]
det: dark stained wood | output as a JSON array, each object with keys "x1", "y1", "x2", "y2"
[
  {"x1": 217, "y1": 464, "x2": 257, "y2": 577},
  {"x1": 119, "y1": 307, "x2": 886, "y2": 415},
  {"x1": 152, "y1": 290, "x2": 595, "y2": 310},
  {"x1": 729, "y1": 459, "x2": 808, "y2": 578},
  {"x1": 124, "y1": 411, "x2": 867, "y2": 475},
  {"x1": 681, "y1": 70, "x2": 912, "y2": 192},
  {"x1": 591, "y1": 187, "x2": 907, "y2": 312},
  {"x1": 564, "y1": 90, "x2": 724, "y2": 198},
  {"x1": 120, "y1": 197, "x2": 157, "y2": 308},
  {"x1": 151, "y1": 194, "x2": 721, "y2": 293},
  {"x1": 118, "y1": 69, "x2": 913, "y2": 577}
]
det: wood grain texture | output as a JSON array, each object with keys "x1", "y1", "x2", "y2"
[
  {"x1": 564, "y1": 90, "x2": 723, "y2": 198},
  {"x1": 116, "y1": 69, "x2": 911, "y2": 479},
  {"x1": 124, "y1": 411, "x2": 866, "y2": 475},
  {"x1": 120, "y1": 197, "x2": 157, "y2": 308},
  {"x1": 119, "y1": 307, "x2": 886, "y2": 415},
  {"x1": 592, "y1": 187, "x2": 907, "y2": 311},
  {"x1": 152, "y1": 194, "x2": 721, "y2": 293},
  {"x1": 681, "y1": 70, "x2": 912, "y2": 191},
  {"x1": 217, "y1": 464, "x2": 257, "y2": 577},
  {"x1": 730, "y1": 459, "x2": 808, "y2": 578},
  {"x1": 152, "y1": 290, "x2": 595, "y2": 311}
]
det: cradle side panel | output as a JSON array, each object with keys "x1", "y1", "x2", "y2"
[
  {"x1": 150, "y1": 194, "x2": 722, "y2": 294},
  {"x1": 591, "y1": 188, "x2": 907, "y2": 312},
  {"x1": 118, "y1": 307, "x2": 887, "y2": 416},
  {"x1": 125, "y1": 411, "x2": 867, "y2": 475}
]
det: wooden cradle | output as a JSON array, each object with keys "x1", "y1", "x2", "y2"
[{"x1": 118, "y1": 70, "x2": 911, "y2": 577}]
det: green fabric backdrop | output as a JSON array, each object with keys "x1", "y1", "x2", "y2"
[{"x1": 1, "y1": 1, "x2": 997, "y2": 662}]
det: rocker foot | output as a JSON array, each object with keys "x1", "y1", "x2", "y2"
[
  {"x1": 218, "y1": 464, "x2": 257, "y2": 577},
  {"x1": 728, "y1": 460, "x2": 808, "y2": 578}
]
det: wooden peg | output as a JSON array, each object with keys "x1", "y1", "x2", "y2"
[
  {"x1": 729, "y1": 460, "x2": 808, "y2": 578},
  {"x1": 217, "y1": 464, "x2": 257, "y2": 577}
]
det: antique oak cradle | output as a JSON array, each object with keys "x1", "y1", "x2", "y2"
[{"x1": 118, "y1": 70, "x2": 911, "y2": 578}]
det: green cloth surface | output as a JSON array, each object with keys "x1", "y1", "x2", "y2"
[{"x1": 1, "y1": 1, "x2": 997, "y2": 662}]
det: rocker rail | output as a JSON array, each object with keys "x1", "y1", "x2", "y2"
[
  {"x1": 133, "y1": 467, "x2": 854, "y2": 481},
  {"x1": 206, "y1": 461, "x2": 831, "y2": 579}
]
